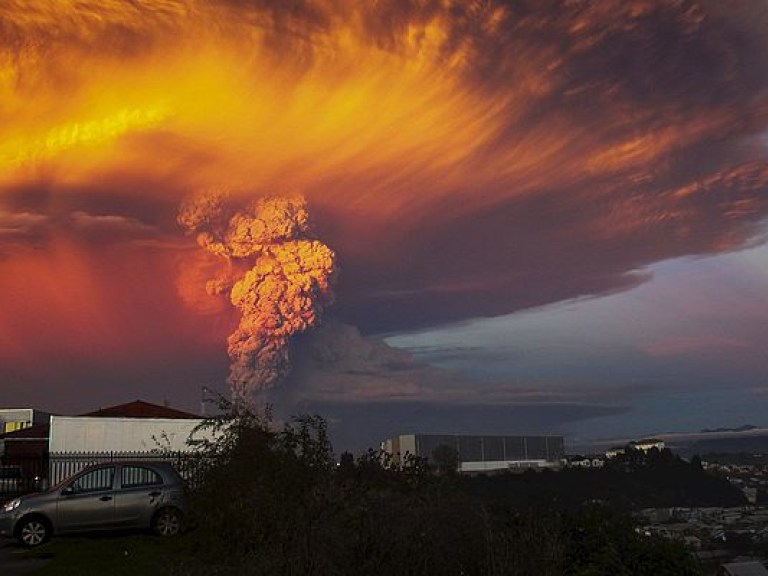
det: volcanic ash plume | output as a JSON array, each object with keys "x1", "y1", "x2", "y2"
[{"x1": 178, "y1": 190, "x2": 337, "y2": 399}]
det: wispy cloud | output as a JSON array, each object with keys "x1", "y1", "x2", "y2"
[
  {"x1": 0, "y1": 210, "x2": 48, "y2": 236},
  {"x1": 641, "y1": 335, "x2": 752, "y2": 358},
  {"x1": 68, "y1": 211, "x2": 157, "y2": 235}
]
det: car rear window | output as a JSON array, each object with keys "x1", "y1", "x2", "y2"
[{"x1": 121, "y1": 466, "x2": 163, "y2": 488}]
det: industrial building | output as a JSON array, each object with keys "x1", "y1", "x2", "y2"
[
  {"x1": 0, "y1": 408, "x2": 51, "y2": 435},
  {"x1": 381, "y1": 433, "x2": 565, "y2": 473}
]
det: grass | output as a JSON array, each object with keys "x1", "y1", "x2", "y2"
[{"x1": 23, "y1": 533, "x2": 194, "y2": 576}]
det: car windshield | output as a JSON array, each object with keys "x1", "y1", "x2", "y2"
[{"x1": 48, "y1": 467, "x2": 101, "y2": 492}]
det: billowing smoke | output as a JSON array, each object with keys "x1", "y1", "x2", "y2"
[{"x1": 178, "y1": 189, "x2": 338, "y2": 399}]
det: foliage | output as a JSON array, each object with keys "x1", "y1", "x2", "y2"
[
  {"x1": 563, "y1": 506, "x2": 701, "y2": 576},
  {"x1": 469, "y1": 451, "x2": 744, "y2": 511},
  {"x1": 177, "y1": 400, "x2": 702, "y2": 576}
]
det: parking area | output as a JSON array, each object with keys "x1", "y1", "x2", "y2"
[{"x1": 0, "y1": 538, "x2": 50, "y2": 575}]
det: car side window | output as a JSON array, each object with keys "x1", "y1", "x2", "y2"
[
  {"x1": 121, "y1": 466, "x2": 163, "y2": 488},
  {"x1": 70, "y1": 467, "x2": 115, "y2": 493}
]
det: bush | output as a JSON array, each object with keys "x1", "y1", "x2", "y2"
[{"x1": 178, "y1": 402, "x2": 700, "y2": 576}]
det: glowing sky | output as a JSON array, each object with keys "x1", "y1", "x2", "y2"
[{"x1": 1, "y1": 1, "x2": 767, "y2": 451}]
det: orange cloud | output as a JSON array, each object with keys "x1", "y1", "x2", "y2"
[
  {"x1": 0, "y1": 237, "x2": 228, "y2": 369},
  {"x1": 1, "y1": 0, "x2": 768, "y2": 366}
]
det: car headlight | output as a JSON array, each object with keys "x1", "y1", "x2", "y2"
[{"x1": 2, "y1": 498, "x2": 21, "y2": 513}]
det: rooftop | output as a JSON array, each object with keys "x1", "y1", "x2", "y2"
[{"x1": 81, "y1": 400, "x2": 199, "y2": 420}]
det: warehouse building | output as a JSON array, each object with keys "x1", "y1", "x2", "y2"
[
  {"x1": 0, "y1": 408, "x2": 51, "y2": 435},
  {"x1": 381, "y1": 433, "x2": 565, "y2": 473}
]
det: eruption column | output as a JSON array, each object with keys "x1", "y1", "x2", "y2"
[{"x1": 179, "y1": 191, "x2": 337, "y2": 399}]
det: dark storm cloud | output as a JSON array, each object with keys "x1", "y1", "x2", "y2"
[
  {"x1": 271, "y1": 321, "x2": 640, "y2": 406},
  {"x1": 345, "y1": 1, "x2": 768, "y2": 332},
  {"x1": 336, "y1": 161, "x2": 768, "y2": 332}
]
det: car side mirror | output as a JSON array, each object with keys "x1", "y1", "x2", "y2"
[{"x1": 62, "y1": 486, "x2": 74, "y2": 496}]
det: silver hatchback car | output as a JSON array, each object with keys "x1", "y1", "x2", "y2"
[{"x1": 0, "y1": 461, "x2": 187, "y2": 547}]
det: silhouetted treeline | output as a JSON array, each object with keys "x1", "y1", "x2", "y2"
[
  {"x1": 686, "y1": 434, "x2": 768, "y2": 455},
  {"x1": 469, "y1": 449, "x2": 745, "y2": 511},
  {"x1": 175, "y1": 405, "x2": 702, "y2": 576}
]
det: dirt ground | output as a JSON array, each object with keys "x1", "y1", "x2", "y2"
[{"x1": 0, "y1": 538, "x2": 50, "y2": 576}]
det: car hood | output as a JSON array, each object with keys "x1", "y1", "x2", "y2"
[{"x1": 15, "y1": 489, "x2": 60, "y2": 508}]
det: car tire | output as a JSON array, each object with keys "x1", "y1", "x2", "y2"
[
  {"x1": 152, "y1": 508, "x2": 182, "y2": 537},
  {"x1": 17, "y1": 516, "x2": 50, "y2": 547}
]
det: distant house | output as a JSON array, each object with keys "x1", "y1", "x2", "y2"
[
  {"x1": 0, "y1": 423, "x2": 50, "y2": 458},
  {"x1": 0, "y1": 408, "x2": 53, "y2": 459},
  {"x1": 743, "y1": 486, "x2": 758, "y2": 505},
  {"x1": 0, "y1": 408, "x2": 51, "y2": 434},
  {"x1": 683, "y1": 535, "x2": 702, "y2": 550},
  {"x1": 629, "y1": 438, "x2": 666, "y2": 453},
  {"x1": 567, "y1": 456, "x2": 604, "y2": 468},
  {"x1": 605, "y1": 446, "x2": 626, "y2": 459},
  {"x1": 718, "y1": 560, "x2": 768, "y2": 576},
  {"x1": 568, "y1": 455, "x2": 588, "y2": 468}
]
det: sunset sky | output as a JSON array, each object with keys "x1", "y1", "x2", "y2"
[{"x1": 1, "y1": 0, "x2": 767, "y2": 451}]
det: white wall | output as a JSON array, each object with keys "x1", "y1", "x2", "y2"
[
  {"x1": 459, "y1": 459, "x2": 560, "y2": 473},
  {"x1": 0, "y1": 408, "x2": 34, "y2": 421},
  {"x1": 399, "y1": 435, "x2": 416, "y2": 456},
  {"x1": 49, "y1": 416, "x2": 212, "y2": 453}
]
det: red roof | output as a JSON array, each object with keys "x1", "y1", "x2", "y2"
[{"x1": 81, "y1": 400, "x2": 200, "y2": 419}]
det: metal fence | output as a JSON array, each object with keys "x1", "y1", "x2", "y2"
[
  {"x1": 0, "y1": 454, "x2": 48, "y2": 498},
  {"x1": 49, "y1": 451, "x2": 200, "y2": 485},
  {"x1": 0, "y1": 451, "x2": 204, "y2": 499}
]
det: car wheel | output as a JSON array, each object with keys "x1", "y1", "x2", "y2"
[
  {"x1": 152, "y1": 508, "x2": 182, "y2": 537},
  {"x1": 18, "y1": 517, "x2": 50, "y2": 547}
]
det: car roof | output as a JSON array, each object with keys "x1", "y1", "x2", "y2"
[
  {"x1": 76, "y1": 461, "x2": 175, "y2": 470},
  {"x1": 52, "y1": 460, "x2": 180, "y2": 489}
]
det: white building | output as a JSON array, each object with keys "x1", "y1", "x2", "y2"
[
  {"x1": 382, "y1": 433, "x2": 565, "y2": 473},
  {"x1": 629, "y1": 438, "x2": 666, "y2": 453},
  {"x1": 0, "y1": 408, "x2": 51, "y2": 434},
  {"x1": 605, "y1": 446, "x2": 626, "y2": 459},
  {"x1": 49, "y1": 415, "x2": 208, "y2": 453},
  {"x1": 44, "y1": 400, "x2": 216, "y2": 485}
]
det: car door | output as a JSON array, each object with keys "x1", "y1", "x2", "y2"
[
  {"x1": 56, "y1": 466, "x2": 116, "y2": 532},
  {"x1": 113, "y1": 464, "x2": 165, "y2": 528}
]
